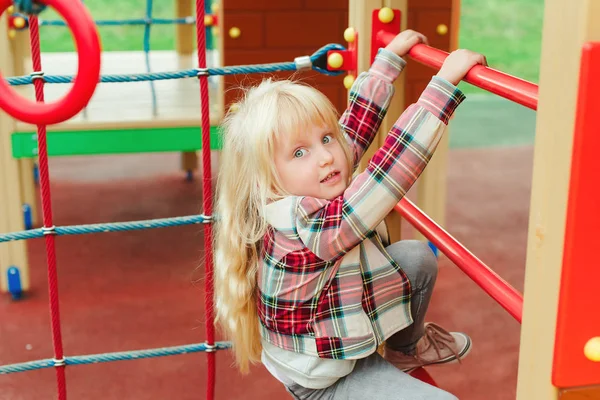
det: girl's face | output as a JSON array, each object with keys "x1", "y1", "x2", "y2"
[{"x1": 273, "y1": 124, "x2": 349, "y2": 200}]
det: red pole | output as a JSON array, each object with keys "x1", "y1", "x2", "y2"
[
  {"x1": 394, "y1": 199, "x2": 523, "y2": 323},
  {"x1": 376, "y1": 31, "x2": 539, "y2": 110}
]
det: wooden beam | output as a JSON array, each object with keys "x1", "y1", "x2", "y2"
[{"x1": 516, "y1": 0, "x2": 600, "y2": 398}]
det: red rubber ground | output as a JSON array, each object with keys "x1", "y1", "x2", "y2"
[{"x1": 0, "y1": 145, "x2": 531, "y2": 399}]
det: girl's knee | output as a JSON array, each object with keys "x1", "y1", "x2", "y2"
[{"x1": 387, "y1": 240, "x2": 438, "y2": 284}]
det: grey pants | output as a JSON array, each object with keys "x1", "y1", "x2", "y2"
[{"x1": 285, "y1": 240, "x2": 457, "y2": 400}]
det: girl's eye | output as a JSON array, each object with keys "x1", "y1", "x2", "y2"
[
  {"x1": 322, "y1": 135, "x2": 333, "y2": 144},
  {"x1": 294, "y1": 149, "x2": 307, "y2": 158}
]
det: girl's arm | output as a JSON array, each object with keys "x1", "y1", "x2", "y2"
[
  {"x1": 339, "y1": 48, "x2": 406, "y2": 170},
  {"x1": 295, "y1": 77, "x2": 465, "y2": 261}
]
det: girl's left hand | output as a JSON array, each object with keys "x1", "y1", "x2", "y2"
[{"x1": 384, "y1": 30, "x2": 428, "y2": 57}]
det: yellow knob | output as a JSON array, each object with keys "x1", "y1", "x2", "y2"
[
  {"x1": 229, "y1": 26, "x2": 241, "y2": 39},
  {"x1": 8, "y1": 29, "x2": 16, "y2": 39},
  {"x1": 7, "y1": 5, "x2": 14, "y2": 14},
  {"x1": 584, "y1": 337, "x2": 600, "y2": 362},
  {"x1": 343, "y1": 74, "x2": 355, "y2": 89},
  {"x1": 436, "y1": 24, "x2": 448, "y2": 35},
  {"x1": 378, "y1": 7, "x2": 395, "y2": 24},
  {"x1": 211, "y1": 3, "x2": 219, "y2": 14},
  {"x1": 344, "y1": 27, "x2": 356, "y2": 43},
  {"x1": 327, "y1": 53, "x2": 344, "y2": 69},
  {"x1": 13, "y1": 17, "x2": 26, "y2": 29},
  {"x1": 213, "y1": 27, "x2": 220, "y2": 37},
  {"x1": 204, "y1": 15, "x2": 214, "y2": 27}
]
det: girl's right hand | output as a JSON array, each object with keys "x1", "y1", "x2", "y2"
[{"x1": 436, "y1": 49, "x2": 487, "y2": 86}]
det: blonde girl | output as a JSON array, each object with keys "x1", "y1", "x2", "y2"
[{"x1": 214, "y1": 29, "x2": 487, "y2": 399}]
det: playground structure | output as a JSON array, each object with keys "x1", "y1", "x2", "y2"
[{"x1": 0, "y1": 0, "x2": 599, "y2": 399}]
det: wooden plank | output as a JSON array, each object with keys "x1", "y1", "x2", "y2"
[
  {"x1": 0, "y1": 14, "x2": 29, "y2": 293},
  {"x1": 516, "y1": 0, "x2": 600, "y2": 398},
  {"x1": 175, "y1": 0, "x2": 194, "y2": 55},
  {"x1": 381, "y1": 0, "x2": 407, "y2": 243},
  {"x1": 559, "y1": 385, "x2": 600, "y2": 400}
]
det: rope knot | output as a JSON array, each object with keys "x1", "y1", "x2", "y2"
[{"x1": 13, "y1": 0, "x2": 47, "y2": 15}]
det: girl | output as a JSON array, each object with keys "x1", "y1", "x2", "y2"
[{"x1": 214, "y1": 30, "x2": 486, "y2": 399}]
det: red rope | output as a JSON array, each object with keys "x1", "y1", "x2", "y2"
[
  {"x1": 28, "y1": 16, "x2": 67, "y2": 400},
  {"x1": 194, "y1": 1, "x2": 216, "y2": 399}
]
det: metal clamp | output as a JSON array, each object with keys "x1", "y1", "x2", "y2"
[
  {"x1": 196, "y1": 68, "x2": 209, "y2": 77},
  {"x1": 53, "y1": 358, "x2": 66, "y2": 367},
  {"x1": 204, "y1": 343, "x2": 217, "y2": 353},
  {"x1": 294, "y1": 56, "x2": 312, "y2": 71},
  {"x1": 42, "y1": 225, "x2": 57, "y2": 236},
  {"x1": 30, "y1": 70, "x2": 45, "y2": 82}
]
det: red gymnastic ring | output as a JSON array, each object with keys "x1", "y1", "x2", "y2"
[{"x1": 0, "y1": 0, "x2": 101, "y2": 125}]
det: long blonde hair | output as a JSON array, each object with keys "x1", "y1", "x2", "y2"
[{"x1": 213, "y1": 79, "x2": 353, "y2": 373}]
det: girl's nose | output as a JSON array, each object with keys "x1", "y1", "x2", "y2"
[{"x1": 319, "y1": 148, "x2": 334, "y2": 167}]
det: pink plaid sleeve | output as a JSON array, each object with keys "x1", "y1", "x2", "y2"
[
  {"x1": 339, "y1": 49, "x2": 406, "y2": 168},
  {"x1": 296, "y1": 76, "x2": 465, "y2": 261}
]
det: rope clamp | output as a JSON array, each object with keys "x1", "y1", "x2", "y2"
[
  {"x1": 204, "y1": 343, "x2": 217, "y2": 353},
  {"x1": 53, "y1": 358, "x2": 66, "y2": 367},
  {"x1": 196, "y1": 68, "x2": 209, "y2": 77},
  {"x1": 294, "y1": 56, "x2": 312, "y2": 71},
  {"x1": 30, "y1": 70, "x2": 45, "y2": 82},
  {"x1": 201, "y1": 214, "x2": 213, "y2": 223},
  {"x1": 42, "y1": 225, "x2": 57, "y2": 236}
]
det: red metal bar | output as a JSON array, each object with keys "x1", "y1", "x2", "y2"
[
  {"x1": 376, "y1": 31, "x2": 539, "y2": 110},
  {"x1": 394, "y1": 198, "x2": 523, "y2": 323},
  {"x1": 552, "y1": 42, "x2": 600, "y2": 388}
]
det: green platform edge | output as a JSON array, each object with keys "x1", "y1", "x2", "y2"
[{"x1": 11, "y1": 125, "x2": 223, "y2": 159}]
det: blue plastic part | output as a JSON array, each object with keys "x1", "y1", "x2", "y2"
[
  {"x1": 185, "y1": 170, "x2": 194, "y2": 182},
  {"x1": 427, "y1": 241, "x2": 439, "y2": 257},
  {"x1": 33, "y1": 163, "x2": 39, "y2": 185},
  {"x1": 22, "y1": 204, "x2": 33, "y2": 230},
  {"x1": 7, "y1": 267, "x2": 23, "y2": 300}
]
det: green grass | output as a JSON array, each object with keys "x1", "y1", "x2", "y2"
[
  {"x1": 36, "y1": 0, "x2": 544, "y2": 91},
  {"x1": 38, "y1": 0, "x2": 178, "y2": 52},
  {"x1": 457, "y1": 0, "x2": 544, "y2": 93}
]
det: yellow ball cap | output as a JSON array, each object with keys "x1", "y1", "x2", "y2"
[
  {"x1": 204, "y1": 15, "x2": 214, "y2": 26},
  {"x1": 327, "y1": 53, "x2": 344, "y2": 69},
  {"x1": 343, "y1": 75, "x2": 355, "y2": 89},
  {"x1": 229, "y1": 27, "x2": 241, "y2": 39},
  {"x1": 14, "y1": 17, "x2": 26, "y2": 29},
  {"x1": 344, "y1": 27, "x2": 356, "y2": 43},
  {"x1": 584, "y1": 337, "x2": 600, "y2": 362},
  {"x1": 378, "y1": 7, "x2": 395, "y2": 24}
]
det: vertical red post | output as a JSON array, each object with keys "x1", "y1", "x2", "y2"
[
  {"x1": 552, "y1": 42, "x2": 600, "y2": 388},
  {"x1": 194, "y1": 1, "x2": 216, "y2": 399}
]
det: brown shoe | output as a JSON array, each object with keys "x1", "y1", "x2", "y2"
[{"x1": 383, "y1": 322, "x2": 472, "y2": 372}]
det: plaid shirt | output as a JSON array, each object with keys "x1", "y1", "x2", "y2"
[{"x1": 258, "y1": 49, "x2": 465, "y2": 360}]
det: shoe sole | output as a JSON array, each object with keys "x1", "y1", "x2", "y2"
[{"x1": 402, "y1": 333, "x2": 472, "y2": 373}]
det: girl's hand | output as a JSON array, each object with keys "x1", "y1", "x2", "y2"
[
  {"x1": 436, "y1": 49, "x2": 488, "y2": 86},
  {"x1": 384, "y1": 30, "x2": 428, "y2": 57}
]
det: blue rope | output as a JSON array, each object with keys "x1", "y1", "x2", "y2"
[
  {"x1": 0, "y1": 215, "x2": 208, "y2": 243},
  {"x1": 32, "y1": 17, "x2": 196, "y2": 27},
  {"x1": 13, "y1": 0, "x2": 47, "y2": 15},
  {"x1": 144, "y1": 0, "x2": 158, "y2": 116},
  {"x1": 5, "y1": 44, "x2": 346, "y2": 86},
  {"x1": 0, "y1": 342, "x2": 231, "y2": 375}
]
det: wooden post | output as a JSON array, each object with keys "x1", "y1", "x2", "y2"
[
  {"x1": 175, "y1": 0, "x2": 199, "y2": 176},
  {"x1": 0, "y1": 14, "x2": 30, "y2": 294},
  {"x1": 516, "y1": 0, "x2": 600, "y2": 398},
  {"x1": 380, "y1": 0, "x2": 407, "y2": 244},
  {"x1": 413, "y1": 0, "x2": 460, "y2": 248},
  {"x1": 10, "y1": 26, "x2": 38, "y2": 227}
]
